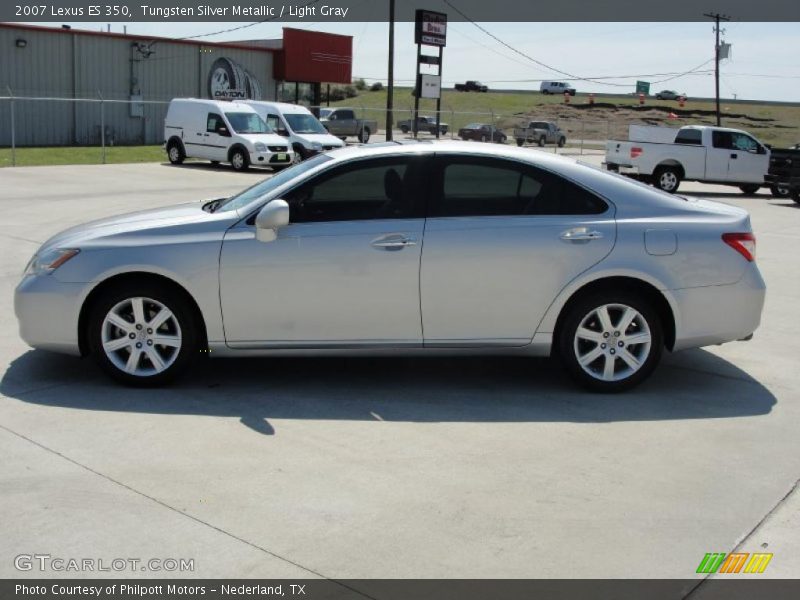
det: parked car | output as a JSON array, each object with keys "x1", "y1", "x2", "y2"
[
  {"x1": 655, "y1": 90, "x2": 687, "y2": 101},
  {"x1": 164, "y1": 99, "x2": 293, "y2": 171},
  {"x1": 318, "y1": 108, "x2": 377, "y2": 143},
  {"x1": 455, "y1": 80, "x2": 489, "y2": 92},
  {"x1": 513, "y1": 121, "x2": 566, "y2": 147},
  {"x1": 605, "y1": 125, "x2": 770, "y2": 193},
  {"x1": 243, "y1": 101, "x2": 344, "y2": 162},
  {"x1": 15, "y1": 142, "x2": 765, "y2": 392},
  {"x1": 764, "y1": 146, "x2": 800, "y2": 203},
  {"x1": 396, "y1": 115, "x2": 449, "y2": 135},
  {"x1": 458, "y1": 123, "x2": 506, "y2": 143},
  {"x1": 540, "y1": 81, "x2": 576, "y2": 96}
]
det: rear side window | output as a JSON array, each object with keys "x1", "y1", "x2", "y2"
[
  {"x1": 712, "y1": 131, "x2": 733, "y2": 149},
  {"x1": 675, "y1": 129, "x2": 702, "y2": 145},
  {"x1": 432, "y1": 157, "x2": 607, "y2": 217}
]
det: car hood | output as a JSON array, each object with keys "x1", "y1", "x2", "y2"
[
  {"x1": 38, "y1": 201, "x2": 232, "y2": 253},
  {"x1": 293, "y1": 132, "x2": 346, "y2": 147},
  {"x1": 238, "y1": 133, "x2": 290, "y2": 146}
]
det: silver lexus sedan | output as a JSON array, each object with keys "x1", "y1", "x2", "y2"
[{"x1": 14, "y1": 142, "x2": 765, "y2": 391}]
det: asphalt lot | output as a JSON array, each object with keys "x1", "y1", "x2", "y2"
[{"x1": 1, "y1": 155, "x2": 799, "y2": 587}]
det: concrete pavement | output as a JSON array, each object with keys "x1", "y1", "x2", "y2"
[{"x1": 0, "y1": 158, "x2": 798, "y2": 586}]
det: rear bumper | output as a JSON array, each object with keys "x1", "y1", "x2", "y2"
[{"x1": 671, "y1": 264, "x2": 766, "y2": 351}]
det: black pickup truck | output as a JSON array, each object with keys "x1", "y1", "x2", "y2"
[
  {"x1": 455, "y1": 80, "x2": 488, "y2": 92},
  {"x1": 765, "y1": 144, "x2": 800, "y2": 204}
]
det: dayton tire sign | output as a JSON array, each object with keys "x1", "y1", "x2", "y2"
[{"x1": 208, "y1": 58, "x2": 263, "y2": 100}]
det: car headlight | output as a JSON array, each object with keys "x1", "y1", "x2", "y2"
[
  {"x1": 311, "y1": 142, "x2": 323, "y2": 151},
  {"x1": 254, "y1": 142, "x2": 267, "y2": 152},
  {"x1": 24, "y1": 248, "x2": 80, "y2": 276}
]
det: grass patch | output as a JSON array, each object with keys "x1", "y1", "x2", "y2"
[
  {"x1": 333, "y1": 88, "x2": 800, "y2": 147},
  {"x1": 0, "y1": 145, "x2": 165, "y2": 168}
]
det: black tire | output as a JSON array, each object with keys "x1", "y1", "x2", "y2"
[
  {"x1": 653, "y1": 166, "x2": 682, "y2": 193},
  {"x1": 400, "y1": 125, "x2": 409, "y2": 134},
  {"x1": 542, "y1": 90, "x2": 550, "y2": 95},
  {"x1": 558, "y1": 291, "x2": 664, "y2": 392},
  {"x1": 358, "y1": 127, "x2": 371, "y2": 143},
  {"x1": 791, "y1": 189, "x2": 800, "y2": 205},
  {"x1": 166, "y1": 140, "x2": 185, "y2": 165},
  {"x1": 87, "y1": 281, "x2": 199, "y2": 386},
  {"x1": 229, "y1": 147, "x2": 249, "y2": 171},
  {"x1": 656, "y1": 95, "x2": 663, "y2": 100},
  {"x1": 739, "y1": 184, "x2": 760, "y2": 195},
  {"x1": 558, "y1": 137, "x2": 566, "y2": 148},
  {"x1": 538, "y1": 136, "x2": 546, "y2": 147},
  {"x1": 770, "y1": 185, "x2": 789, "y2": 198},
  {"x1": 516, "y1": 138, "x2": 524, "y2": 147}
]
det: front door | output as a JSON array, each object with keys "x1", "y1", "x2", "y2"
[
  {"x1": 219, "y1": 155, "x2": 427, "y2": 347},
  {"x1": 420, "y1": 155, "x2": 616, "y2": 345}
]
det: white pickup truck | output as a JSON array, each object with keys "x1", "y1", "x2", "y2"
[{"x1": 605, "y1": 125, "x2": 771, "y2": 194}]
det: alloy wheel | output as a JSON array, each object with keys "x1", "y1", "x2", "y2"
[
  {"x1": 101, "y1": 297, "x2": 182, "y2": 377},
  {"x1": 573, "y1": 303, "x2": 652, "y2": 382}
]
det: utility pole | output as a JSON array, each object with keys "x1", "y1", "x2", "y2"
[
  {"x1": 704, "y1": 12, "x2": 730, "y2": 126},
  {"x1": 386, "y1": 0, "x2": 395, "y2": 141}
]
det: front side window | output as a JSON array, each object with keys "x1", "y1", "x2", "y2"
[
  {"x1": 207, "y1": 113, "x2": 224, "y2": 133},
  {"x1": 337, "y1": 110, "x2": 355, "y2": 120},
  {"x1": 432, "y1": 157, "x2": 607, "y2": 217},
  {"x1": 731, "y1": 133, "x2": 759, "y2": 152},
  {"x1": 225, "y1": 112, "x2": 270, "y2": 134},
  {"x1": 712, "y1": 131, "x2": 733, "y2": 149},
  {"x1": 284, "y1": 157, "x2": 423, "y2": 223},
  {"x1": 266, "y1": 114, "x2": 283, "y2": 132}
]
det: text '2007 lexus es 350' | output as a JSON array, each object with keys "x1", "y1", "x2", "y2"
[{"x1": 15, "y1": 141, "x2": 765, "y2": 391}]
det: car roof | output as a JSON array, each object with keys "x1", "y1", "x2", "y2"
[
  {"x1": 170, "y1": 98, "x2": 257, "y2": 112},
  {"x1": 245, "y1": 100, "x2": 312, "y2": 114}
]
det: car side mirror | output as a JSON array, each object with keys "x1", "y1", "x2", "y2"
[
  {"x1": 758, "y1": 145, "x2": 768, "y2": 154},
  {"x1": 255, "y1": 199, "x2": 290, "y2": 243},
  {"x1": 277, "y1": 128, "x2": 289, "y2": 137},
  {"x1": 217, "y1": 126, "x2": 231, "y2": 137}
]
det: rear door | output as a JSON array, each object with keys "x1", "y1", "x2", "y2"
[{"x1": 420, "y1": 155, "x2": 616, "y2": 346}]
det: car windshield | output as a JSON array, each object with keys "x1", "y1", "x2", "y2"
[
  {"x1": 213, "y1": 154, "x2": 333, "y2": 214},
  {"x1": 225, "y1": 112, "x2": 271, "y2": 134},
  {"x1": 531, "y1": 122, "x2": 549, "y2": 129},
  {"x1": 285, "y1": 113, "x2": 328, "y2": 134}
]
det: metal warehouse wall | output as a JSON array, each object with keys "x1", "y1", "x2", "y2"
[{"x1": 0, "y1": 25, "x2": 274, "y2": 146}]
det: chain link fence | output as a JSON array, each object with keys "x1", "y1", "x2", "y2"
[{"x1": 1, "y1": 92, "x2": 688, "y2": 167}]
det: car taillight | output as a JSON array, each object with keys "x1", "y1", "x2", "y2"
[
  {"x1": 630, "y1": 146, "x2": 643, "y2": 159},
  {"x1": 722, "y1": 232, "x2": 756, "y2": 262}
]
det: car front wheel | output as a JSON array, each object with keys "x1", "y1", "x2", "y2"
[
  {"x1": 739, "y1": 184, "x2": 760, "y2": 195},
  {"x1": 559, "y1": 292, "x2": 663, "y2": 392},
  {"x1": 88, "y1": 283, "x2": 199, "y2": 386},
  {"x1": 230, "y1": 149, "x2": 249, "y2": 171}
]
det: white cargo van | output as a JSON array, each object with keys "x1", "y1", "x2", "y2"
[
  {"x1": 539, "y1": 81, "x2": 576, "y2": 96},
  {"x1": 164, "y1": 98, "x2": 294, "y2": 171},
  {"x1": 243, "y1": 101, "x2": 345, "y2": 162}
]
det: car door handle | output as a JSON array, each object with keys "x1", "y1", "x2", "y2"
[
  {"x1": 560, "y1": 228, "x2": 604, "y2": 242},
  {"x1": 371, "y1": 235, "x2": 417, "y2": 250},
  {"x1": 731, "y1": 153, "x2": 738, "y2": 159}
]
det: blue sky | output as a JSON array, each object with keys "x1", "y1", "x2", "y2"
[{"x1": 24, "y1": 21, "x2": 800, "y2": 101}]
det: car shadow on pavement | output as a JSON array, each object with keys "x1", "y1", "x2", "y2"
[{"x1": 0, "y1": 348, "x2": 776, "y2": 436}]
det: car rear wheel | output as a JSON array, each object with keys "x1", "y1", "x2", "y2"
[
  {"x1": 654, "y1": 166, "x2": 681, "y2": 193},
  {"x1": 739, "y1": 184, "x2": 760, "y2": 195},
  {"x1": 516, "y1": 139, "x2": 524, "y2": 147},
  {"x1": 400, "y1": 125, "x2": 409, "y2": 134},
  {"x1": 791, "y1": 190, "x2": 800, "y2": 205},
  {"x1": 167, "y1": 140, "x2": 184, "y2": 165},
  {"x1": 770, "y1": 185, "x2": 789, "y2": 198},
  {"x1": 559, "y1": 292, "x2": 663, "y2": 392},
  {"x1": 358, "y1": 127, "x2": 371, "y2": 143},
  {"x1": 558, "y1": 137, "x2": 566, "y2": 148},
  {"x1": 88, "y1": 284, "x2": 199, "y2": 386},
  {"x1": 538, "y1": 136, "x2": 546, "y2": 147}
]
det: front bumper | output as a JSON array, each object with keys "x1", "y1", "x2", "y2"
[
  {"x1": 249, "y1": 150, "x2": 293, "y2": 166},
  {"x1": 14, "y1": 274, "x2": 87, "y2": 356}
]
